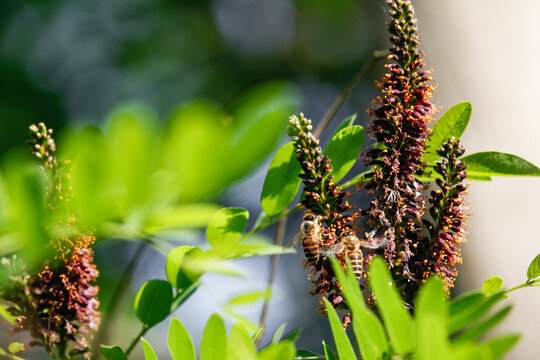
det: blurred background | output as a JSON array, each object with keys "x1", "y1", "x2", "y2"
[{"x1": 0, "y1": 0, "x2": 538, "y2": 359}]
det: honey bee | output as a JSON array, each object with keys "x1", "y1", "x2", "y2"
[
  {"x1": 285, "y1": 212, "x2": 323, "y2": 265},
  {"x1": 322, "y1": 229, "x2": 389, "y2": 280}
]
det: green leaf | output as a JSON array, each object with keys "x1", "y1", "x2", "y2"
[
  {"x1": 467, "y1": 174, "x2": 492, "y2": 181},
  {"x1": 171, "y1": 279, "x2": 201, "y2": 312},
  {"x1": 322, "y1": 341, "x2": 338, "y2": 360},
  {"x1": 335, "y1": 114, "x2": 357, "y2": 133},
  {"x1": 462, "y1": 152, "x2": 540, "y2": 177},
  {"x1": 228, "y1": 289, "x2": 271, "y2": 306},
  {"x1": 144, "y1": 203, "x2": 221, "y2": 234},
  {"x1": 260, "y1": 142, "x2": 302, "y2": 216},
  {"x1": 7, "y1": 343, "x2": 23, "y2": 354},
  {"x1": 0, "y1": 347, "x2": 6, "y2": 356},
  {"x1": 295, "y1": 349, "x2": 323, "y2": 358},
  {"x1": 323, "y1": 298, "x2": 357, "y2": 360},
  {"x1": 330, "y1": 258, "x2": 388, "y2": 360},
  {"x1": 527, "y1": 253, "x2": 540, "y2": 280},
  {"x1": 283, "y1": 328, "x2": 302, "y2": 343},
  {"x1": 0, "y1": 302, "x2": 16, "y2": 325},
  {"x1": 453, "y1": 305, "x2": 512, "y2": 344},
  {"x1": 100, "y1": 345, "x2": 128, "y2": 360},
  {"x1": 368, "y1": 257, "x2": 415, "y2": 354},
  {"x1": 227, "y1": 323, "x2": 258, "y2": 360},
  {"x1": 168, "y1": 317, "x2": 196, "y2": 360},
  {"x1": 450, "y1": 292, "x2": 485, "y2": 317},
  {"x1": 481, "y1": 276, "x2": 504, "y2": 296},
  {"x1": 228, "y1": 81, "x2": 298, "y2": 180},
  {"x1": 258, "y1": 341, "x2": 296, "y2": 360},
  {"x1": 201, "y1": 314, "x2": 227, "y2": 360},
  {"x1": 141, "y1": 338, "x2": 159, "y2": 360},
  {"x1": 324, "y1": 125, "x2": 364, "y2": 183},
  {"x1": 417, "y1": 314, "x2": 450, "y2": 360},
  {"x1": 483, "y1": 334, "x2": 521, "y2": 359},
  {"x1": 166, "y1": 246, "x2": 201, "y2": 289},
  {"x1": 451, "y1": 343, "x2": 492, "y2": 360},
  {"x1": 338, "y1": 170, "x2": 371, "y2": 188},
  {"x1": 134, "y1": 280, "x2": 173, "y2": 326},
  {"x1": 415, "y1": 278, "x2": 449, "y2": 360},
  {"x1": 449, "y1": 293, "x2": 504, "y2": 334},
  {"x1": 271, "y1": 323, "x2": 287, "y2": 345},
  {"x1": 206, "y1": 208, "x2": 249, "y2": 249},
  {"x1": 424, "y1": 102, "x2": 472, "y2": 164}
]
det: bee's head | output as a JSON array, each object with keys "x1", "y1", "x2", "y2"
[
  {"x1": 338, "y1": 229, "x2": 354, "y2": 238},
  {"x1": 302, "y1": 213, "x2": 317, "y2": 223}
]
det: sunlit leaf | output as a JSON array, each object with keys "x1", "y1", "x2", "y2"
[
  {"x1": 416, "y1": 278, "x2": 449, "y2": 360},
  {"x1": 0, "y1": 301, "x2": 16, "y2": 325},
  {"x1": 144, "y1": 203, "x2": 221, "y2": 234},
  {"x1": 322, "y1": 341, "x2": 338, "y2": 360},
  {"x1": 369, "y1": 257, "x2": 415, "y2": 354},
  {"x1": 258, "y1": 341, "x2": 296, "y2": 360},
  {"x1": 7, "y1": 343, "x2": 23, "y2": 354},
  {"x1": 260, "y1": 142, "x2": 302, "y2": 216},
  {"x1": 168, "y1": 317, "x2": 196, "y2": 360},
  {"x1": 1, "y1": 154, "x2": 51, "y2": 265},
  {"x1": 324, "y1": 125, "x2": 364, "y2": 183},
  {"x1": 201, "y1": 314, "x2": 227, "y2": 360},
  {"x1": 160, "y1": 101, "x2": 232, "y2": 201},
  {"x1": 424, "y1": 102, "x2": 472, "y2": 164},
  {"x1": 228, "y1": 81, "x2": 298, "y2": 179},
  {"x1": 527, "y1": 253, "x2": 540, "y2": 280},
  {"x1": 100, "y1": 345, "x2": 128, "y2": 360},
  {"x1": 335, "y1": 114, "x2": 357, "y2": 133},
  {"x1": 166, "y1": 246, "x2": 200, "y2": 289},
  {"x1": 141, "y1": 338, "x2": 159, "y2": 360},
  {"x1": 481, "y1": 276, "x2": 504, "y2": 296},
  {"x1": 323, "y1": 298, "x2": 356, "y2": 360},
  {"x1": 330, "y1": 258, "x2": 388, "y2": 360},
  {"x1": 103, "y1": 103, "x2": 158, "y2": 215},
  {"x1": 227, "y1": 323, "x2": 258, "y2": 360},
  {"x1": 134, "y1": 280, "x2": 173, "y2": 326},
  {"x1": 483, "y1": 334, "x2": 521, "y2": 359},
  {"x1": 271, "y1": 323, "x2": 287, "y2": 345},
  {"x1": 206, "y1": 208, "x2": 249, "y2": 249},
  {"x1": 227, "y1": 289, "x2": 271, "y2": 306},
  {"x1": 462, "y1": 152, "x2": 540, "y2": 177}
]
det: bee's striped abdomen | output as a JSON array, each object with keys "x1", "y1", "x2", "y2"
[
  {"x1": 348, "y1": 252, "x2": 363, "y2": 280},
  {"x1": 303, "y1": 237, "x2": 320, "y2": 264}
]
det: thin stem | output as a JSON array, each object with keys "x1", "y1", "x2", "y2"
[
  {"x1": 124, "y1": 325, "x2": 149, "y2": 356},
  {"x1": 255, "y1": 216, "x2": 288, "y2": 347},
  {"x1": 313, "y1": 50, "x2": 389, "y2": 138},
  {"x1": 93, "y1": 241, "x2": 148, "y2": 348},
  {"x1": 504, "y1": 279, "x2": 540, "y2": 294}
]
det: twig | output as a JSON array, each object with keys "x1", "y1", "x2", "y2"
[
  {"x1": 93, "y1": 241, "x2": 148, "y2": 348},
  {"x1": 313, "y1": 50, "x2": 389, "y2": 138},
  {"x1": 124, "y1": 325, "x2": 148, "y2": 356},
  {"x1": 255, "y1": 216, "x2": 288, "y2": 347}
]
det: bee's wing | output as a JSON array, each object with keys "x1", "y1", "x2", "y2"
[
  {"x1": 358, "y1": 235, "x2": 389, "y2": 249},
  {"x1": 320, "y1": 243, "x2": 345, "y2": 257},
  {"x1": 284, "y1": 231, "x2": 302, "y2": 249}
]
